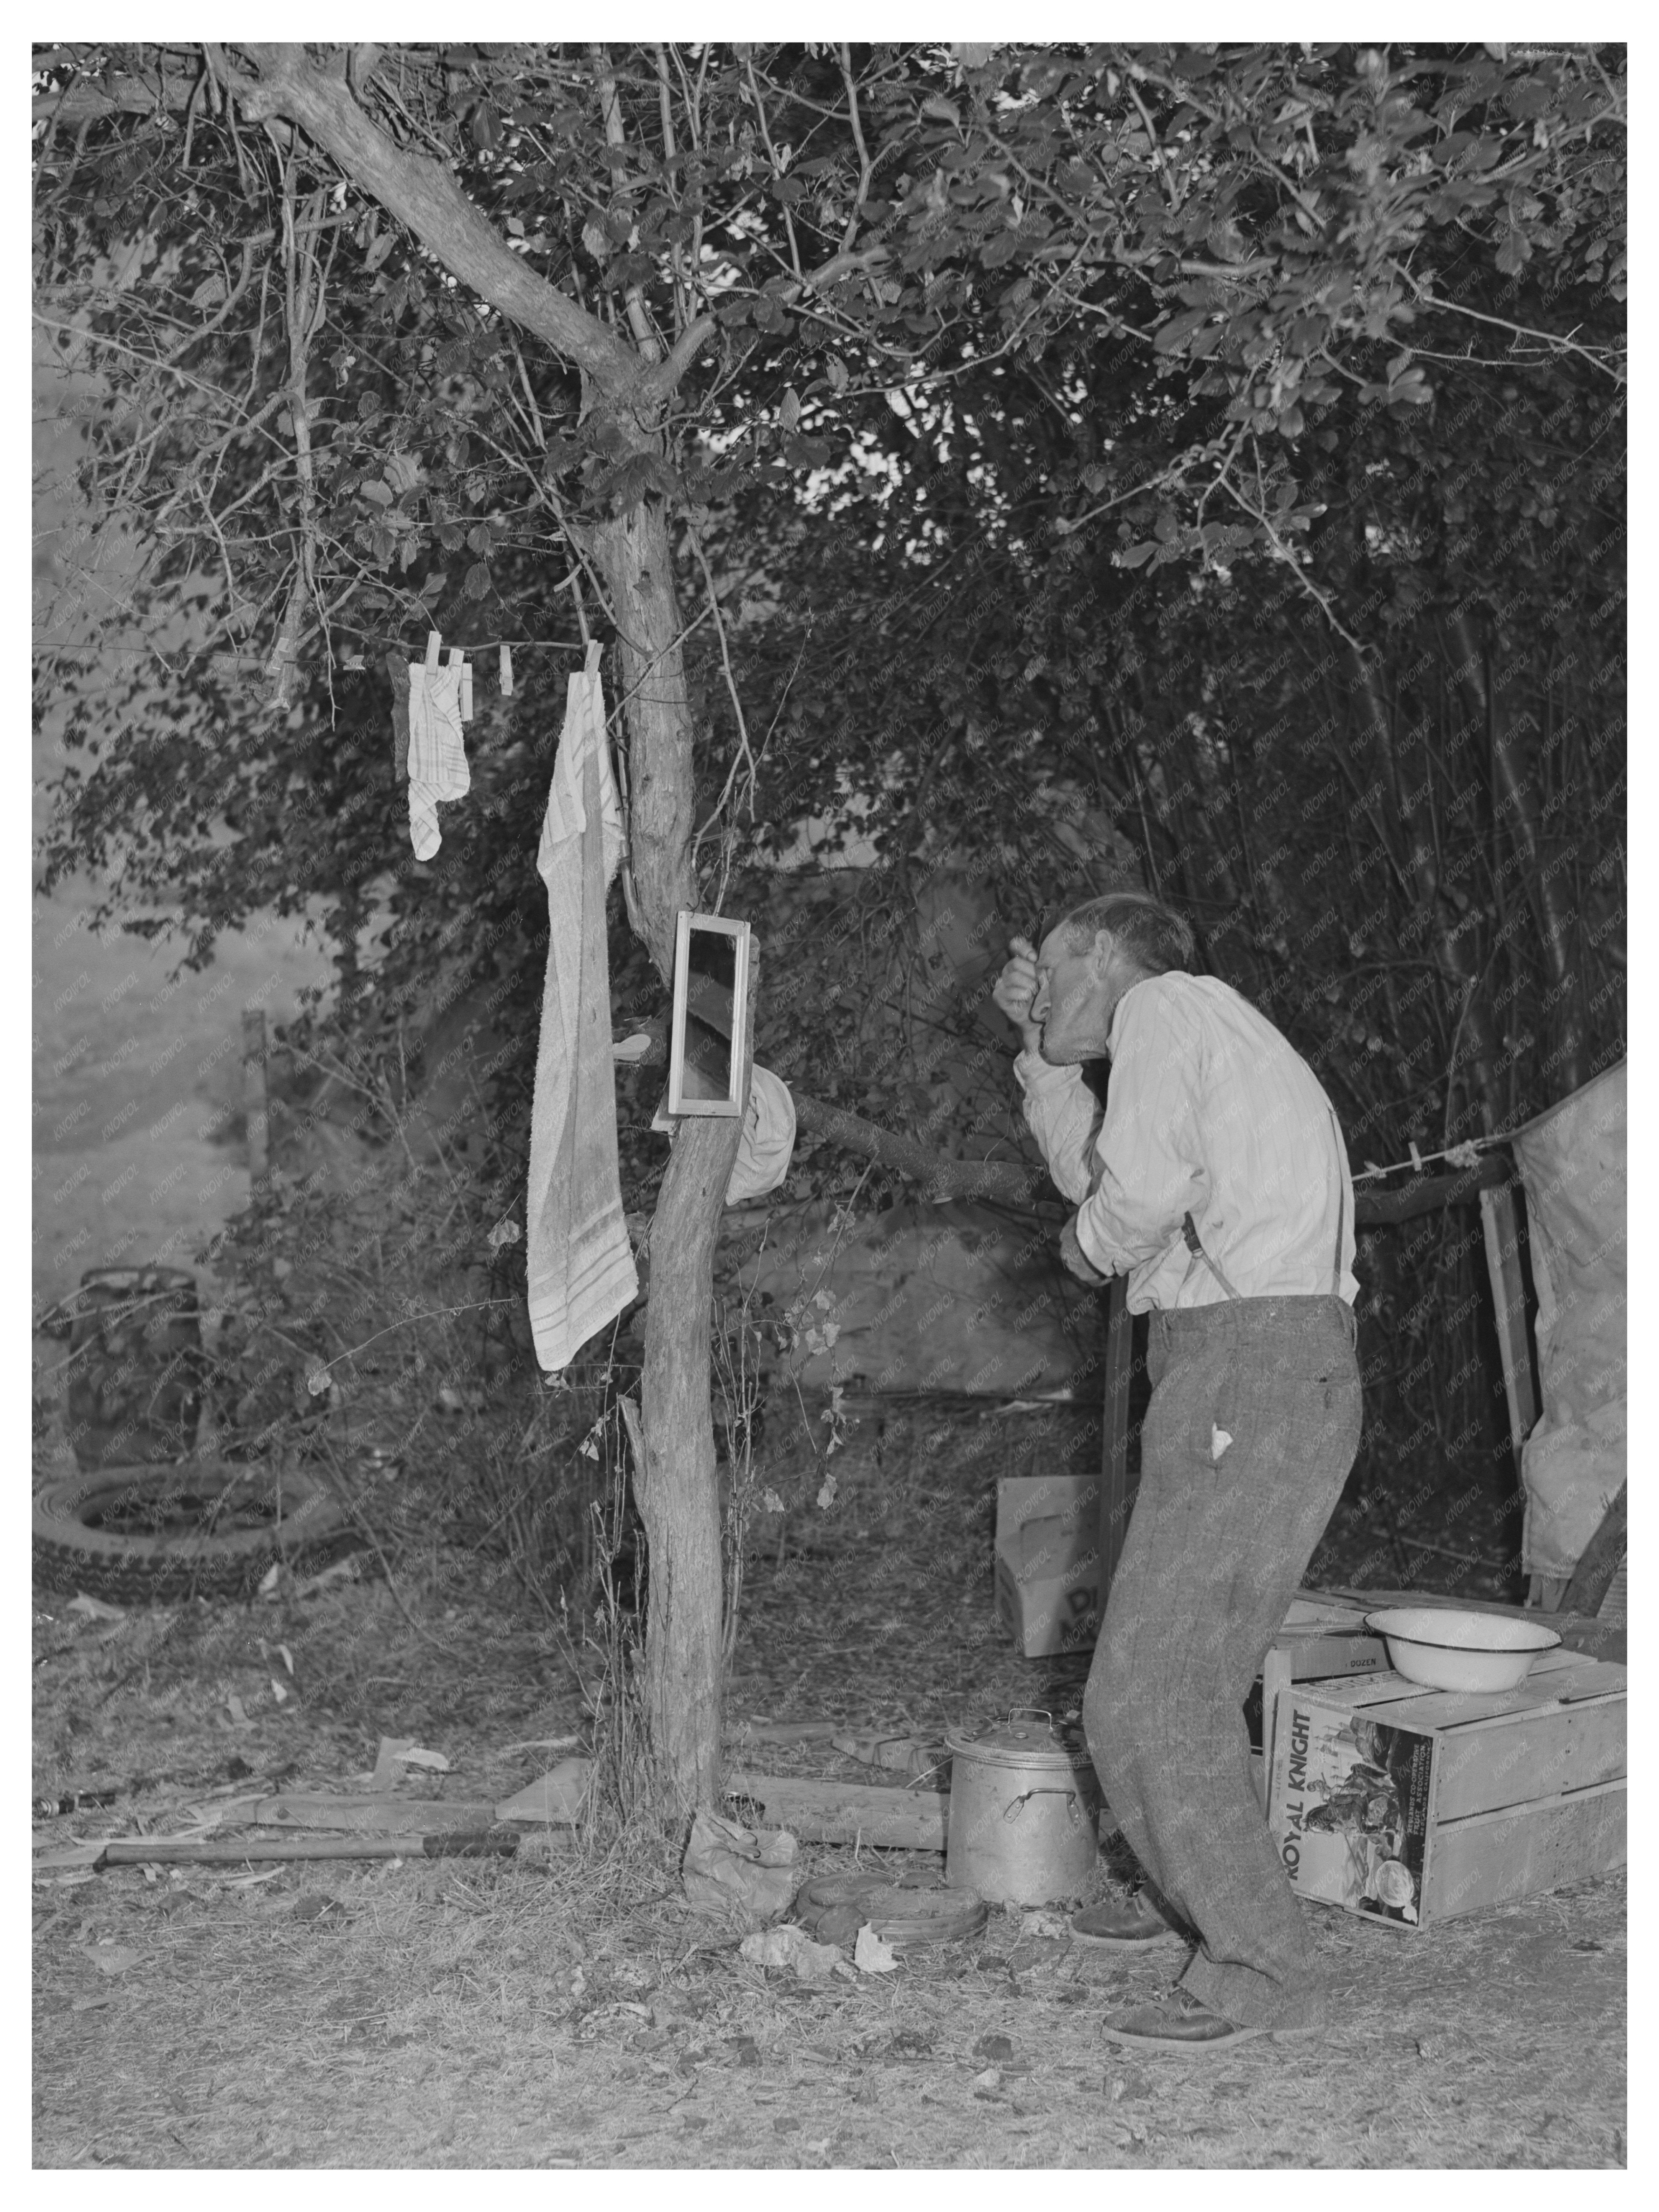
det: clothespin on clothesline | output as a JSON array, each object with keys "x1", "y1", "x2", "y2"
[{"x1": 446, "y1": 644, "x2": 474, "y2": 723}]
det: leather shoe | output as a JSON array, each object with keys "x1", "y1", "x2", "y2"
[
  {"x1": 1100, "y1": 1992, "x2": 1264, "y2": 2053},
  {"x1": 1070, "y1": 1893, "x2": 1185, "y2": 1947}
]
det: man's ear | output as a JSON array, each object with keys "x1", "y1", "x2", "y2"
[{"x1": 1090, "y1": 928, "x2": 1115, "y2": 976}]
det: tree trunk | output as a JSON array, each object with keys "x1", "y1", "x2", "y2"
[
  {"x1": 590, "y1": 507, "x2": 697, "y2": 978},
  {"x1": 589, "y1": 499, "x2": 741, "y2": 1810},
  {"x1": 631, "y1": 1115, "x2": 742, "y2": 1810},
  {"x1": 230, "y1": 43, "x2": 737, "y2": 1814}
]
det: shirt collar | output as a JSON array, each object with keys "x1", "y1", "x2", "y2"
[{"x1": 1107, "y1": 973, "x2": 1161, "y2": 1057}]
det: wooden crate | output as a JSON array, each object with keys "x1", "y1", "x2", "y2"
[
  {"x1": 1267, "y1": 1649, "x2": 1626, "y2": 1928},
  {"x1": 1245, "y1": 1597, "x2": 1393, "y2": 1805}
]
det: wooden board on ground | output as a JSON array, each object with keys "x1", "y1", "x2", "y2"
[
  {"x1": 264, "y1": 1793, "x2": 500, "y2": 1834},
  {"x1": 726, "y1": 1720, "x2": 839, "y2": 1744},
  {"x1": 725, "y1": 1771, "x2": 948, "y2": 1850}
]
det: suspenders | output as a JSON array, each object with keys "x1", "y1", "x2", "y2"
[
  {"x1": 1181, "y1": 1211, "x2": 1243, "y2": 1300},
  {"x1": 1179, "y1": 1111, "x2": 1349, "y2": 1302},
  {"x1": 1329, "y1": 1112, "x2": 1347, "y2": 1299}
]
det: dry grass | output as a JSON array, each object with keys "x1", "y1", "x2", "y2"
[
  {"x1": 30, "y1": 1200, "x2": 1626, "y2": 2174},
  {"x1": 33, "y1": 1527, "x2": 1626, "y2": 2171}
]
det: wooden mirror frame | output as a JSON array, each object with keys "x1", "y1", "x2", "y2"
[{"x1": 666, "y1": 910, "x2": 751, "y2": 1118}]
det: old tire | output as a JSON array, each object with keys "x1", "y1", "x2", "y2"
[
  {"x1": 793, "y1": 1871, "x2": 989, "y2": 1948},
  {"x1": 32, "y1": 1461, "x2": 354, "y2": 1604}
]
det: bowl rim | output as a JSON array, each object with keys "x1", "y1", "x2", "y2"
[{"x1": 1363, "y1": 1606, "x2": 1562, "y2": 1656}]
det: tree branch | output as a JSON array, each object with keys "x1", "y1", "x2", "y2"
[
  {"x1": 616, "y1": 1013, "x2": 1048, "y2": 1206},
  {"x1": 225, "y1": 43, "x2": 644, "y2": 402}
]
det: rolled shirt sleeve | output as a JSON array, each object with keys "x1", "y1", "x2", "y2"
[
  {"x1": 1013, "y1": 1050, "x2": 1102, "y2": 1205},
  {"x1": 1074, "y1": 982, "x2": 1207, "y2": 1280}
]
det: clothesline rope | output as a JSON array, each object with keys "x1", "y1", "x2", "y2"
[
  {"x1": 34, "y1": 636, "x2": 588, "y2": 661},
  {"x1": 1351, "y1": 1135, "x2": 1502, "y2": 1183}
]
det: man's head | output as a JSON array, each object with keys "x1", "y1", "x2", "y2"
[{"x1": 1030, "y1": 893, "x2": 1195, "y2": 1063}]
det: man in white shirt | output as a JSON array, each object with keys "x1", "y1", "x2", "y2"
[{"x1": 994, "y1": 891, "x2": 1362, "y2": 2053}]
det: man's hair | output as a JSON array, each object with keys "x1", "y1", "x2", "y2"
[{"x1": 1059, "y1": 892, "x2": 1195, "y2": 977}]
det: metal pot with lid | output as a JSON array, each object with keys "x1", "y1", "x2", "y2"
[{"x1": 944, "y1": 1707, "x2": 1104, "y2": 1904}]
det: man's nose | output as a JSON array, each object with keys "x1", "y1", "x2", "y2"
[{"x1": 1030, "y1": 979, "x2": 1049, "y2": 1018}]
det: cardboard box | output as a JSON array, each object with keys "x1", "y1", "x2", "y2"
[
  {"x1": 1268, "y1": 1649, "x2": 1626, "y2": 1927},
  {"x1": 994, "y1": 1474, "x2": 1100, "y2": 1657}
]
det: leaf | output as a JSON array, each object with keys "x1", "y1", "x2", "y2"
[
  {"x1": 464, "y1": 561, "x2": 492, "y2": 600},
  {"x1": 383, "y1": 451, "x2": 424, "y2": 496},
  {"x1": 1153, "y1": 306, "x2": 1209, "y2": 354},
  {"x1": 87, "y1": 1944, "x2": 142, "y2": 1978},
  {"x1": 920, "y1": 95, "x2": 961, "y2": 126},
  {"x1": 779, "y1": 386, "x2": 802, "y2": 432},
  {"x1": 66, "y1": 1593, "x2": 126, "y2": 1621},
  {"x1": 396, "y1": 1746, "x2": 450, "y2": 1773},
  {"x1": 816, "y1": 1470, "x2": 839, "y2": 1512},
  {"x1": 305, "y1": 1363, "x2": 331, "y2": 1396},
  {"x1": 854, "y1": 1923, "x2": 898, "y2": 1974}
]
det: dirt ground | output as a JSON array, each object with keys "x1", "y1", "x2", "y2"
[{"x1": 33, "y1": 1439, "x2": 1626, "y2": 2173}]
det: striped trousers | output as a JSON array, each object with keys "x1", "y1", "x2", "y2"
[{"x1": 1082, "y1": 1295, "x2": 1363, "y2": 2029}]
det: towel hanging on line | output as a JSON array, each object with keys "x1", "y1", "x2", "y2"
[{"x1": 525, "y1": 645, "x2": 638, "y2": 1371}]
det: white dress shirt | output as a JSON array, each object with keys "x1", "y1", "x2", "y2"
[{"x1": 1016, "y1": 972, "x2": 1357, "y2": 1313}]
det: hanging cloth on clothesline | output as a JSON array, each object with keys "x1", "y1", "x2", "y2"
[
  {"x1": 526, "y1": 643, "x2": 638, "y2": 1371},
  {"x1": 404, "y1": 635, "x2": 472, "y2": 860}
]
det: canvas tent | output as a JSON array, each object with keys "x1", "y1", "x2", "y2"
[{"x1": 1509, "y1": 1059, "x2": 1628, "y2": 1583}]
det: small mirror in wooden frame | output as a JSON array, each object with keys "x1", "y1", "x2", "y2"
[{"x1": 666, "y1": 912, "x2": 751, "y2": 1117}]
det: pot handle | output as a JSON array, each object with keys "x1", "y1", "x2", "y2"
[
  {"x1": 1003, "y1": 1787, "x2": 1084, "y2": 1826},
  {"x1": 1007, "y1": 1706, "x2": 1055, "y2": 1728}
]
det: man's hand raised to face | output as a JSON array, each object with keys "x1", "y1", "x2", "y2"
[{"x1": 993, "y1": 935, "x2": 1044, "y2": 1054}]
